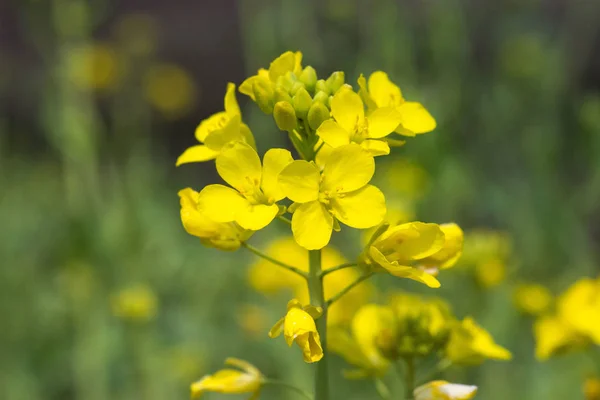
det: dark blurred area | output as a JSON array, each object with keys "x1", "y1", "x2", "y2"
[{"x1": 2, "y1": 0, "x2": 600, "y2": 399}]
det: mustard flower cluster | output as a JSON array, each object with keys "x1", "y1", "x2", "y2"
[{"x1": 176, "y1": 51, "x2": 477, "y2": 400}]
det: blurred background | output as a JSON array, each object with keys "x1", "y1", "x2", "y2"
[{"x1": 2, "y1": 0, "x2": 600, "y2": 399}]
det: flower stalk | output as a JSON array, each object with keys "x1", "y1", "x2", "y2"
[
  {"x1": 326, "y1": 271, "x2": 375, "y2": 307},
  {"x1": 242, "y1": 242, "x2": 308, "y2": 279},
  {"x1": 308, "y1": 249, "x2": 329, "y2": 400},
  {"x1": 404, "y1": 357, "x2": 416, "y2": 400}
]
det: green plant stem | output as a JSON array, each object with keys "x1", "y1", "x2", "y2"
[
  {"x1": 319, "y1": 263, "x2": 356, "y2": 278},
  {"x1": 325, "y1": 271, "x2": 375, "y2": 307},
  {"x1": 242, "y1": 243, "x2": 308, "y2": 278},
  {"x1": 308, "y1": 250, "x2": 329, "y2": 400},
  {"x1": 264, "y1": 379, "x2": 314, "y2": 400},
  {"x1": 404, "y1": 357, "x2": 416, "y2": 400},
  {"x1": 374, "y1": 378, "x2": 392, "y2": 400},
  {"x1": 417, "y1": 359, "x2": 452, "y2": 386},
  {"x1": 277, "y1": 215, "x2": 292, "y2": 225}
]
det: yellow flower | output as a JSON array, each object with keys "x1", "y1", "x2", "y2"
[
  {"x1": 445, "y1": 317, "x2": 512, "y2": 365},
  {"x1": 239, "y1": 51, "x2": 303, "y2": 102},
  {"x1": 329, "y1": 304, "x2": 396, "y2": 378},
  {"x1": 190, "y1": 358, "x2": 263, "y2": 399},
  {"x1": 316, "y1": 86, "x2": 402, "y2": 156},
  {"x1": 557, "y1": 277, "x2": 600, "y2": 344},
  {"x1": 474, "y1": 257, "x2": 506, "y2": 288},
  {"x1": 365, "y1": 222, "x2": 451, "y2": 288},
  {"x1": 357, "y1": 71, "x2": 436, "y2": 137},
  {"x1": 178, "y1": 188, "x2": 252, "y2": 251},
  {"x1": 248, "y1": 237, "x2": 372, "y2": 326},
  {"x1": 196, "y1": 142, "x2": 293, "y2": 230},
  {"x1": 110, "y1": 284, "x2": 158, "y2": 322},
  {"x1": 278, "y1": 143, "x2": 386, "y2": 249},
  {"x1": 269, "y1": 299, "x2": 323, "y2": 363},
  {"x1": 513, "y1": 283, "x2": 552, "y2": 316},
  {"x1": 533, "y1": 315, "x2": 587, "y2": 360},
  {"x1": 144, "y1": 64, "x2": 195, "y2": 119},
  {"x1": 66, "y1": 42, "x2": 119, "y2": 91},
  {"x1": 415, "y1": 381, "x2": 478, "y2": 400},
  {"x1": 417, "y1": 223, "x2": 464, "y2": 276},
  {"x1": 176, "y1": 84, "x2": 255, "y2": 165},
  {"x1": 585, "y1": 377, "x2": 600, "y2": 400},
  {"x1": 460, "y1": 230, "x2": 511, "y2": 268}
]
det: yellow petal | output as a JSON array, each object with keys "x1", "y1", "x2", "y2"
[
  {"x1": 216, "y1": 141, "x2": 262, "y2": 194},
  {"x1": 316, "y1": 119, "x2": 351, "y2": 148},
  {"x1": 368, "y1": 71, "x2": 403, "y2": 108},
  {"x1": 239, "y1": 69, "x2": 269, "y2": 101},
  {"x1": 369, "y1": 247, "x2": 441, "y2": 288},
  {"x1": 352, "y1": 304, "x2": 395, "y2": 371},
  {"x1": 224, "y1": 82, "x2": 240, "y2": 116},
  {"x1": 377, "y1": 222, "x2": 445, "y2": 261},
  {"x1": 261, "y1": 148, "x2": 293, "y2": 201},
  {"x1": 278, "y1": 161, "x2": 321, "y2": 203},
  {"x1": 330, "y1": 185, "x2": 386, "y2": 229},
  {"x1": 195, "y1": 111, "x2": 229, "y2": 143},
  {"x1": 224, "y1": 358, "x2": 261, "y2": 377},
  {"x1": 204, "y1": 114, "x2": 245, "y2": 151},
  {"x1": 357, "y1": 73, "x2": 377, "y2": 110},
  {"x1": 360, "y1": 139, "x2": 390, "y2": 157},
  {"x1": 235, "y1": 203, "x2": 279, "y2": 230},
  {"x1": 197, "y1": 184, "x2": 248, "y2": 223},
  {"x1": 321, "y1": 144, "x2": 374, "y2": 193},
  {"x1": 330, "y1": 87, "x2": 364, "y2": 132},
  {"x1": 176, "y1": 145, "x2": 220, "y2": 166},
  {"x1": 269, "y1": 317, "x2": 285, "y2": 338},
  {"x1": 367, "y1": 107, "x2": 403, "y2": 138},
  {"x1": 179, "y1": 188, "x2": 218, "y2": 237},
  {"x1": 269, "y1": 51, "x2": 296, "y2": 82},
  {"x1": 295, "y1": 332, "x2": 324, "y2": 363},
  {"x1": 396, "y1": 102, "x2": 436, "y2": 136},
  {"x1": 292, "y1": 201, "x2": 333, "y2": 250}
]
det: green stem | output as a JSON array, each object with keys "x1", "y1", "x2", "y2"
[
  {"x1": 242, "y1": 243, "x2": 308, "y2": 279},
  {"x1": 326, "y1": 271, "x2": 375, "y2": 307},
  {"x1": 319, "y1": 263, "x2": 356, "y2": 278},
  {"x1": 308, "y1": 250, "x2": 329, "y2": 400},
  {"x1": 263, "y1": 379, "x2": 313, "y2": 400},
  {"x1": 404, "y1": 357, "x2": 416, "y2": 400},
  {"x1": 374, "y1": 378, "x2": 392, "y2": 400},
  {"x1": 277, "y1": 215, "x2": 292, "y2": 225},
  {"x1": 417, "y1": 359, "x2": 452, "y2": 386}
]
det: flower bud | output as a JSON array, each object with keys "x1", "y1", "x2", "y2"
[
  {"x1": 292, "y1": 87, "x2": 312, "y2": 119},
  {"x1": 315, "y1": 79, "x2": 328, "y2": 94},
  {"x1": 326, "y1": 71, "x2": 345, "y2": 93},
  {"x1": 312, "y1": 91, "x2": 329, "y2": 105},
  {"x1": 290, "y1": 81, "x2": 304, "y2": 96},
  {"x1": 299, "y1": 66, "x2": 317, "y2": 92},
  {"x1": 307, "y1": 102, "x2": 330, "y2": 130},
  {"x1": 252, "y1": 80, "x2": 274, "y2": 114},
  {"x1": 273, "y1": 101, "x2": 297, "y2": 132},
  {"x1": 274, "y1": 87, "x2": 293, "y2": 104}
]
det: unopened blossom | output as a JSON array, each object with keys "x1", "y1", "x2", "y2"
[
  {"x1": 190, "y1": 358, "x2": 263, "y2": 399},
  {"x1": 415, "y1": 381, "x2": 478, "y2": 400}
]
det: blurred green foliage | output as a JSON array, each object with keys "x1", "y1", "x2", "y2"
[{"x1": 2, "y1": 0, "x2": 600, "y2": 399}]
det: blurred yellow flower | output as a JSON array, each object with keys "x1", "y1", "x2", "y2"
[
  {"x1": 357, "y1": 71, "x2": 436, "y2": 137},
  {"x1": 191, "y1": 358, "x2": 263, "y2": 399},
  {"x1": 461, "y1": 230, "x2": 512, "y2": 288},
  {"x1": 381, "y1": 158, "x2": 430, "y2": 201},
  {"x1": 278, "y1": 143, "x2": 386, "y2": 249},
  {"x1": 445, "y1": 317, "x2": 511, "y2": 365},
  {"x1": 66, "y1": 43, "x2": 119, "y2": 91},
  {"x1": 195, "y1": 142, "x2": 293, "y2": 230},
  {"x1": 415, "y1": 381, "x2": 477, "y2": 400},
  {"x1": 269, "y1": 299, "x2": 323, "y2": 363},
  {"x1": 365, "y1": 221, "x2": 463, "y2": 288},
  {"x1": 329, "y1": 304, "x2": 395, "y2": 378},
  {"x1": 178, "y1": 188, "x2": 252, "y2": 251},
  {"x1": 533, "y1": 315, "x2": 587, "y2": 360},
  {"x1": 114, "y1": 13, "x2": 158, "y2": 56},
  {"x1": 474, "y1": 258, "x2": 506, "y2": 288},
  {"x1": 177, "y1": 83, "x2": 255, "y2": 165},
  {"x1": 585, "y1": 377, "x2": 600, "y2": 400},
  {"x1": 513, "y1": 283, "x2": 552, "y2": 316},
  {"x1": 144, "y1": 64, "x2": 195, "y2": 118},
  {"x1": 236, "y1": 304, "x2": 269, "y2": 339},
  {"x1": 110, "y1": 284, "x2": 158, "y2": 322},
  {"x1": 557, "y1": 277, "x2": 600, "y2": 344},
  {"x1": 248, "y1": 237, "x2": 372, "y2": 326}
]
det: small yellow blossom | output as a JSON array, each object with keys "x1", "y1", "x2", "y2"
[
  {"x1": 196, "y1": 142, "x2": 293, "y2": 230},
  {"x1": 269, "y1": 299, "x2": 323, "y2": 363},
  {"x1": 415, "y1": 381, "x2": 478, "y2": 400},
  {"x1": 190, "y1": 358, "x2": 263, "y2": 399},
  {"x1": 144, "y1": 64, "x2": 195, "y2": 118},
  {"x1": 278, "y1": 144, "x2": 386, "y2": 249},
  {"x1": 66, "y1": 43, "x2": 119, "y2": 91},
  {"x1": 474, "y1": 257, "x2": 506, "y2": 288},
  {"x1": 445, "y1": 317, "x2": 512, "y2": 365},
  {"x1": 365, "y1": 222, "x2": 462, "y2": 288},
  {"x1": 585, "y1": 377, "x2": 600, "y2": 400},
  {"x1": 177, "y1": 84, "x2": 255, "y2": 165},
  {"x1": 110, "y1": 284, "x2": 158, "y2": 322},
  {"x1": 533, "y1": 315, "x2": 588, "y2": 360},
  {"x1": 557, "y1": 277, "x2": 600, "y2": 344},
  {"x1": 329, "y1": 304, "x2": 396, "y2": 378},
  {"x1": 357, "y1": 71, "x2": 436, "y2": 137},
  {"x1": 178, "y1": 188, "x2": 252, "y2": 251},
  {"x1": 248, "y1": 237, "x2": 372, "y2": 326},
  {"x1": 316, "y1": 86, "x2": 402, "y2": 156},
  {"x1": 513, "y1": 283, "x2": 552, "y2": 316}
]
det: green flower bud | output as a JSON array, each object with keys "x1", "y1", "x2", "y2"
[
  {"x1": 312, "y1": 91, "x2": 329, "y2": 105},
  {"x1": 292, "y1": 87, "x2": 312, "y2": 119},
  {"x1": 290, "y1": 81, "x2": 304, "y2": 96},
  {"x1": 307, "y1": 102, "x2": 330, "y2": 130},
  {"x1": 315, "y1": 79, "x2": 328, "y2": 94},
  {"x1": 275, "y1": 73, "x2": 294, "y2": 92},
  {"x1": 299, "y1": 66, "x2": 317, "y2": 92},
  {"x1": 326, "y1": 71, "x2": 345, "y2": 93},
  {"x1": 273, "y1": 101, "x2": 297, "y2": 132},
  {"x1": 274, "y1": 87, "x2": 293, "y2": 104},
  {"x1": 253, "y1": 80, "x2": 274, "y2": 114}
]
